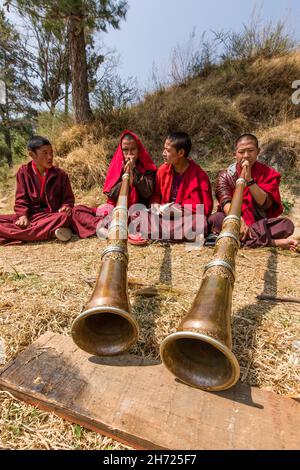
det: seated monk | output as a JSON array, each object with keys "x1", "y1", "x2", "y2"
[
  {"x1": 0, "y1": 136, "x2": 74, "y2": 246},
  {"x1": 208, "y1": 133, "x2": 298, "y2": 251},
  {"x1": 72, "y1": 130, "x2": 157, "y2": 244},
  {"x1": 138, "y1": 132, "x2": 213, "y2": 242}
]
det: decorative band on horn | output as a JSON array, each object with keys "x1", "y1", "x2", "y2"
[
  {"x1": 216, "y1": 231, "x2": 240, "y2": 247},
  {"x1": 101, "y1": 246, "x2": 128, "y2": 260},
  {"x1": 204, "y1": 259, "x2": 236, "y2": 279},
  {"x1": 224, "y1": 215, "x2": 240, "y2": 223},
  {"x1": 236, "y1": 177, "x2": 246, "y2": 186}
]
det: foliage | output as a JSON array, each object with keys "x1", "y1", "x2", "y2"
[
  {"x1": 215, "y1": 19, "x2": 295, "y2": 64},
  {"x1": 5, "y1": 0, "x2": 129, "y2": 123},
  {"x1": 0, "y1": 9, "x2": 37, "y2": 166}
]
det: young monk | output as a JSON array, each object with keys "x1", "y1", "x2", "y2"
[
  {"x1": 139, "y1": 132, "x2": 213, "y2": 242},
  {"x1": 208, "y1": 133, "x2": 298, "y2": 251},
  {"x1": 72, "y1": 130, "x2": 157, "y2": 244},
  {"x1": 0, "y1": 136, "x2": 74, "y2": 246}
]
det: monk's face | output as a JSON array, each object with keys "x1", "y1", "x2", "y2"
[
  {"x1": 235, "y1": 139, "x2": 259, "y2": 168},
  {"x1": 121, "y1": 137, "x2": 139, "y2": 165},
  {"x1": 30, "y1": 145, "x2": 54, "y2": 172},
  {"x1": 163, "y1": 139, "x2": 185, "y2": 166}
]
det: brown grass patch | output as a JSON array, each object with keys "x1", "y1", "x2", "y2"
[
  {"x1": 0, "y1": 238, "x2": 299, "y2": 448},
  {"x1": 55, "y1": 141, "x2": 109, "y2": 194}
]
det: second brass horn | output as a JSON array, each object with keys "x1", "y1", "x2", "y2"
[
  {"x1": 71, "y1": 172, "x2": 139, "y2": 356},
  {"x1": 160, "y1": 173, "x2": 247, "y2": 391}
]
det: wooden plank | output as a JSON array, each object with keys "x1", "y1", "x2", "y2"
[{"x1": 0, "y1": 331, "x2": 299, "y2": 450}]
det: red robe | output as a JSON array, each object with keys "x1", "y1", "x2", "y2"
[
  {"x1": 209, "y1": 161, "x2": 291, "y2": 247},
  {"x1": 215, "y1": 161, "x2": 283, "y2": 226},
  {"x1": 0, "y1": 161, "x2": 74, "y2": 245},
  {"x1": 144, "y1": 160, "x2": 213, "y2": 241},
  {"x1": 103, "y1": 130, "x2": 156, "y2": 206},
  {"x1": 238, "y1": 161, "x2": 283, "y2": 226},
  {"x1": 151, "y1": 160, "x2": 213, "y2": 216},
  {"x1": 72, "y1": 130, "x2": 157, "y2": 238}
]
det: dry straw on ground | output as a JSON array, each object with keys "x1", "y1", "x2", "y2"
[
  {"x1": 0, "y1": 138, "x2": 299, "y2": 449},
  {"x1": 0, "y1": 237, "x2": 299, "y2": 449}
]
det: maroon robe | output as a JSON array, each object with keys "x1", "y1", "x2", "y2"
[
  {"x1": 208, "y1": 162, "x2": 294, "y2": 247},
  {"x1": 0, "y1": 161, "x2": 74, "y2": 246},
  {"x1": 141, "y1": 160, "x2": 213, "y2": 241}
]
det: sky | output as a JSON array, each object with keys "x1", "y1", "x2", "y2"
[
  {"x1": 103, "y1": 0, "x2": 300, "y2": 89},
  {"x1": 2, "y1": 0, "x2": 300, "y2": 91}
]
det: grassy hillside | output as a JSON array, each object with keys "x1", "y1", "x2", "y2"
[{"x1": 44, "y1": 51, "x2": 300, "y2": 210}]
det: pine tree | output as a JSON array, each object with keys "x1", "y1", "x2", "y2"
[
  {"x1": 5, "y1": 0, "x2": 128, "y2": 123},
  {"x1": 0, "y1": 10, "x2": 37, "y2": 166}
]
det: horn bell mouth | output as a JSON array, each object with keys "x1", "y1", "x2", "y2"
[
  {"x1": 71, "y1": 306, "x2": 139, "y2": 356},
  {"x1": 160, "y1": 332, "x2": 240, "y2": 391}
]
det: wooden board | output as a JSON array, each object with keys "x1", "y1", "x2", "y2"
[{"x1": 0, "y1": 331, "x2": 299, "y2": 450}]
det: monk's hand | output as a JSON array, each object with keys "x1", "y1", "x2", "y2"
[
  {"x1": 124, "y1": 160, "x2": 134, "y2": 186},
  {"x1": 15, "y1": 215, "x2": 30, "y2": 228},
  {"x1": 240, "y1": 217, "x2": 251, "y2": 241},
  {"x1": 58, "y1": 206, "x2": 72, "y2": 216},
  {"x1": 125, "y1": 155, "x2": 137, "y2": 169},
  {"x1": 241, "y1": 160, "x2": 252, "y2": 182}
]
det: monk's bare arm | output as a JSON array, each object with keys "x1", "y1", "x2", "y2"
[{"x1": 248, "y1": 184, "x2": 268, "y2": 206}]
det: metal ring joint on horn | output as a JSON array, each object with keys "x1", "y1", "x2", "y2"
[
  {"x1": 223, "y1": 215, "x2": 240, "y2": 223},
  {"x1": 236, "y1": 177, "x2": 246, "y2": 186},
  {"x1": 216, "y1": 231, "x2": 240, "y2": 247},
  {"x1": 101, "y1": 246, "x2": 128, "y2": 260},
  {"x1": 204, "y1": 259, "x2": 236, "y2": 279}
]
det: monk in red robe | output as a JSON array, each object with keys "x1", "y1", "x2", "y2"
[
  {"x1": 139, "y1": 132, "x2": 213, "y2": 242},
  {"x1": 208, "y1": 133, "x2": 298, "y2": 251},
  {"x1": 72, "y1": 130, "x2": 156, "y2": 244},
  {"x1": 0, "y1": 136, "x2": 74, "y2": 246}
]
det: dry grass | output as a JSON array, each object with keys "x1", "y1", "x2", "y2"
[
  {"x1": 54, "y1": 125, "x2": 93, "y2": 157},
  {"x1": 259, "y1": 118, "x2": 300, "y2": 173},
  {"x1": 55, "y1": 142, "x2": 108, "y2": 194},
  {"x1": 119, "y1": 51, "x2": 300, "y2": 160},
  {"x1": 0, "y1": 236, "x2": 299, "y2": 449}
]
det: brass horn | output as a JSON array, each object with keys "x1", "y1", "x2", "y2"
[
  {"x1": 71, "y1": 173, "x2": 139, "y2": 356},
  {"x1": 160, "y1": 172, "x2": 247, "y2": 391}
]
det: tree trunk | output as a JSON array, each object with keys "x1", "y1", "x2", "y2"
[
  {"x1": 64, "y1": 79, "x2": 69, "y2": 116},
  {"x1": 50, "y1": 103, "x2": 55, "y2": 116},
  {"x1": 69, "y1": 16, "x2": 94, "y2": 124}
]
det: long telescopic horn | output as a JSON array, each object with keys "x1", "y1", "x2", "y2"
[
  {"x1": 71, "y1": 173, "x2": 139, "y2": 356},
  {"x1": 160, "y1": 172, "x2": 247, "y2": 391}
]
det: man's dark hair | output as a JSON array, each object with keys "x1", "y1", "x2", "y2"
[
  {"x1": 27, "y1": 136, "x2": 51, "y2": 152},
  {"x1": 235, "y1": 133, "x2": 259, "y2": 149},
  {"x1": 167, "y1": 131, "x2": 192, "y2": 158}
]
